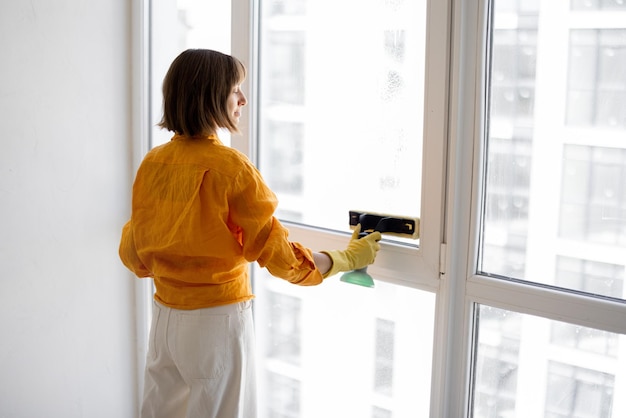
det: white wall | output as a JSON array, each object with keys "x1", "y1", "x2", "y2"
[{"x1": 0, "y1": 1, "x2": 138, "y2": 416}]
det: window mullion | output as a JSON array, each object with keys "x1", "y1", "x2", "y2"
[
  {"x1": 431, "y1": 0, "x2": 483, "y2": 415},
  {"x1": 467, "y1": 275, "x2": 626, "y2": 334},
  {"x1": 231, "y1": 0, "x2": 257, "y2": 160}
]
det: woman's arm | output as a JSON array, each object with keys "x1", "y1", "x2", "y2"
[{"x1": 313, "y1": 252, "x2": 332, "y2": 276}]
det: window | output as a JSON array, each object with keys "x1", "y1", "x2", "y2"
[
  {"x1": 257, "y1": 0, "x2": 431, "y2": 236},
  {"x1": 545, "y1": 362, "x2": 615, "y2": 418},
  {"x1": 253, "y1": 1, "x2": 443, "y2": 416},
  {"x1": 473, "y1": 306, "x2": 622, "y2": 417},
  {"x1": 471, "y1": 0, "x2": 626, "y2": 416},
  {"x1": 266, "y1": 372, "x2": 301, "y2": 418},
  {"x1": 149, "y1": 0, "x2": 233, "y2": 148},
  {"x1": 567, "y1": 29, "x2": 626, "y2": 128},
  {"x1": 144, "y1": 0, "x2": 626, "y2": 416},
  {"x1": 560, "y1": 145, "x2": 626, "y2": 248},
  {"x1": 374, "y1": 319, "x2": 396, "y2": 397},
  {"x1": 254, "y1": 269, "x2": 436, "y2": 418},
  {"x1": 265, "y1": 292, "x2": 302, "y2": 366}
]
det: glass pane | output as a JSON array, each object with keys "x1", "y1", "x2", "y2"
[
  {"x1": 472, "y1": 305, "x2": 624, "y2": 418},
  {"x1": 480, "y1": 1, "x2": 626, "y2": 300},
  {"x1": 254, "y1": 266, "x2": 435, "y2": 418},
  {"x1": 258, "y1": 0, "x2": 427, "y2": 239},
  {"x1": 150, "y1": 0, "x2": 232, "y2": 148}
]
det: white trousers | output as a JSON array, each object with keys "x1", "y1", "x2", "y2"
[{"x1": 141, "y1": 300, "x2": 257, "y2": 418}]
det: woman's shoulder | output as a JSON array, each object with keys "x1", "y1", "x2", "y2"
[
  {"x1": 204, "y1": 141, "x2": 255, "y2": 173},
  {"x1": 146, "y1": 137, "x2": 252, "y2": 169}
]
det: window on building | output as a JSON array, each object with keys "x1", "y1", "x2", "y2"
[
  {"x1": 266, "y1": 372, "x2": 301, "y2": 418},
  {"x1": 373, "y1": 319, "x2": 395, "y2": 397},
  {"x1": 567, "y1": 29, "x2": 626, "y2": 128},
  {"x1": 265, "y1": 292, "x2": 302, "y2": 366},
  {"x1": 545, "y1": 362, "x2": 615, "y2": 418},
  {"x1": 372, "y1": 406, "x2": 393, "y2": 418},
  {"x1": 560, "y1": 145, "x2": 626, "y2": 247}
]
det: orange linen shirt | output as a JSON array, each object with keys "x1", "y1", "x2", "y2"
[{"x1": 119, "y1": 134, "x2": 323, "y2": 309}]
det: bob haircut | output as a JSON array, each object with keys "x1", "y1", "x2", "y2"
[{"x1": 158, "y1": 49, "x2": 246, "y2": 136}]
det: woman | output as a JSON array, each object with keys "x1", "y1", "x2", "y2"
[{"x1": 119, "y1": 49, "x2": 381, "y2": 418}]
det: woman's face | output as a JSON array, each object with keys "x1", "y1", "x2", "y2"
[{"x1": 227, "y1": 84, "x2": 247, "y2": 126}]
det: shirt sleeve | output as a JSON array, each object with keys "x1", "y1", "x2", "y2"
[
  {"x1": 119, "y1": 220, "x2": 152, "y2": 278},
  {"x1": 259, "y1": 217, "x2": 324, "y2": 286},
  {"x1": 228, "y1": 162, "x2": 324, "y2": 286}
]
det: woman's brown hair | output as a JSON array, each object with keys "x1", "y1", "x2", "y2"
[{"x1": 158, "y1": 49, "x2": 246, "y2": 136}]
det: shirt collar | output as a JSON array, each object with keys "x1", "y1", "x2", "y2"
[{"x1": 171, "y1": 133, "x2": 222, "y2": 145}]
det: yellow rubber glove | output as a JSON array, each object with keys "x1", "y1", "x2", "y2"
[{"x1": 321, "y1": 224, "x2": 382, "y2": 278}]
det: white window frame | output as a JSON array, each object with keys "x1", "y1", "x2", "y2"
[
  {"x1": 231, "y1": 0, "x2": 448, "y2": 289},
  {"x1": 443, "y1": 0, "x2": 626, "y2": 417},
  {"x1": 232, "y1": 0, "x2": 450, "y2": 414},
  {"x1": 131, "y1": 0, "x2": 152, "y2": 406}
]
